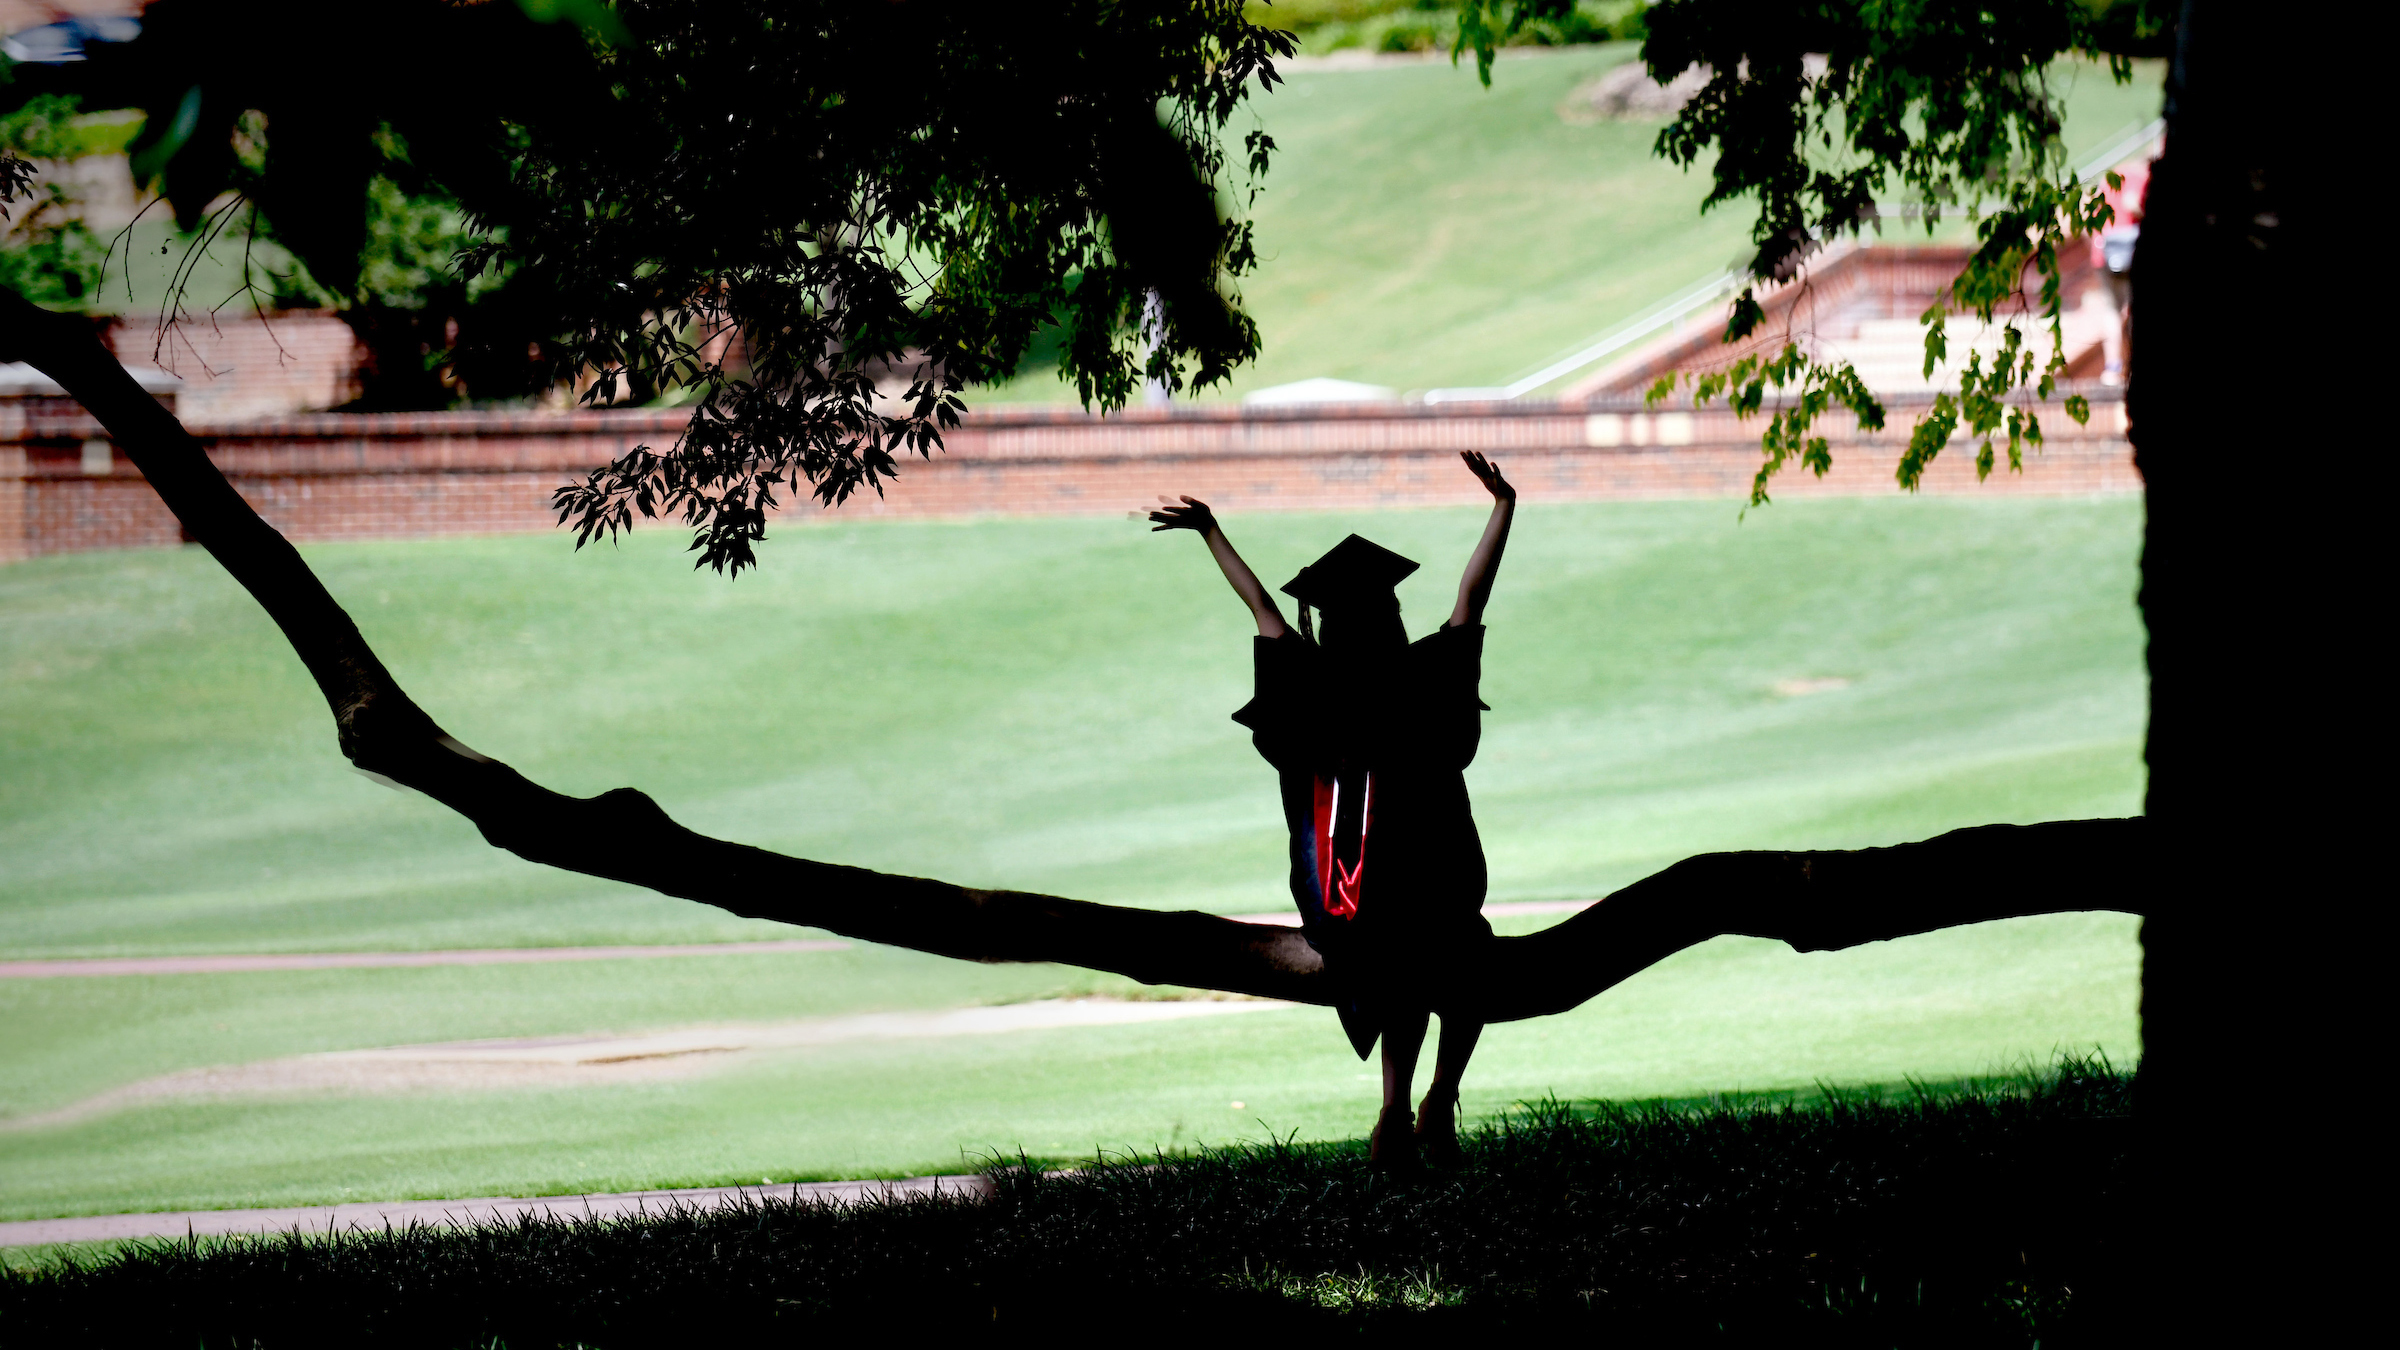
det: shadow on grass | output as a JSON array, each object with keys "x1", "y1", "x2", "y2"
[{"x1": 0, "y1": 1056, "x2": 2134, "y2": 1344}]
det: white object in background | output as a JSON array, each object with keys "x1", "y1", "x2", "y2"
[
  {"x1": 1242, "y1": 377, "x2": 1399, "y2": 406},
  {"x1": 1140, "y1": 289, "x2": 1172, "y2": 408},
  {"x1": 1583, "y1": 412, "x2": 1691, "y2": 446}
]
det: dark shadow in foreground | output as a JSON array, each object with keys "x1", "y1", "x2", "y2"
[{"x1": 0, "y1": 1056, "x2": 2136, "y2": 1346}]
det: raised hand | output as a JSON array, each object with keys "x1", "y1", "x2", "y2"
[
  {"x1": 1460, "y1": 451, "x2": 1515, "y2": 502},
  {"x1": 1449, "y1": 453, "x2": 1516, "y2": 628},
  {"x1": 1148, "y1": 495, "x2": 1287, "y2": 636},
  {"x1": 1149, "y1": 494, "x2": 1220, "y2": 534}
]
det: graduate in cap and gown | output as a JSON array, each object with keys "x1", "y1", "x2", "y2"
[{"x1": 1150, "y1": 451, "x2": 1516, "y2": 1172}]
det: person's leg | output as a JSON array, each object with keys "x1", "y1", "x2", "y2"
[
  {"x1": 2084, "y1": 281, "x2": 2122, "y2": 384},
  {"x1": 2099, "y1": 275, "x2": 2130, "y2": 385},
  {"x1": 1416, "y1": 1015, "x2": 1484, "y2": 1167},
  {"x1": 1380, "y1": 1008, "x2": 1428, "y2": 1109},
  {"x1": 1426, "y1": 1015, "x2": 1483, "y2": 1098},
  {"x1": 1370, "y1": 1008, "x2": 1428, "y2": 1171}
]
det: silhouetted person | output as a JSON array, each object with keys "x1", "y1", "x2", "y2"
[{"x1": 1150, "y1": 451, "x2": 1516, "y2": 1172}]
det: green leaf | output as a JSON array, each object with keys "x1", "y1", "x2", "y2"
[{"x1": 514, "y1": 0, "x2": 632, "y2": 46}]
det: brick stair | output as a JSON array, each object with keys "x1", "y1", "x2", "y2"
[{"x1": 1569, "y1": 243, "x2": 2119, "y2": 399}]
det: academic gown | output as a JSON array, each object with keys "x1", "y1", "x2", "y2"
[{"x1": 1231, "y1": 623, "x2": 1495, "y2": 1058}]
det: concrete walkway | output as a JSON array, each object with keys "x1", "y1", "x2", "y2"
[{"x1": 0, "y1": 1175, "x2": 992, "y2": 1249}]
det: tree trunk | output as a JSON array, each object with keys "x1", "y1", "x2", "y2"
[
  {"x1": 3, "y1": 289, "x2": 2145, "y2": 1024},
  {"x1": 2129, "y1": 0, "x2": 2348, "y2": 1335}
]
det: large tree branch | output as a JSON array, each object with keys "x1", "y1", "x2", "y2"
[
  {"x1": 1478, "y1": 817, "x2": 2150, "y2": 1022},
  {"x1": 1, "y1": 289, "x2": 1328, "y2": 1001},
  {"x1": 4, "y1": 288, "x2": 2147, "y2": 1022}
]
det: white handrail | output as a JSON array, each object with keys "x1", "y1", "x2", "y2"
[
  {"x1": 1421, "y1": 268, "x2": 1742, "y2": 404},
  {"x1": 2076, "y1": 118, "x2": 2165, "y2": 183}
]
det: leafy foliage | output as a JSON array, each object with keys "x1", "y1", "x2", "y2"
[
  {"x1": 330, "y1": 174, "x2": 566, "y2": 411},
  {"x1": 1446, "y1": 0, "x2": 1637, "y2": 80},
  {"x1": 1462, "y1": 0, "x2": 2164, "y2": 502},
  {"x1": 0, "y1": 93, "x2": 545, "y2": 403},
  {"x1": 2, "y1": 1060, "x2": 2132, "y2": 1341},
  {"x1": 514, "y1": 0, "x2": 1291, "y2": 570},
  {"x1": 1248, "y1": 0, "x2": 1646, "y2": 59},
  {"x1": 1640, "y1": 0, "x2": 2166, "y2": 501},
  {"x1": 0, "y1": 97, "x2": 112, "y2": 306},
  {"x1": 2, "y1": 1, "x2": 601, "y2": 399},
  {"x1": 2, "y1": 0, "x2": 1293, "y2": 571}
]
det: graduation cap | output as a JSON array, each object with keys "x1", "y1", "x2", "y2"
[{"x1": 1281, "y1": 534, "x2": 1419, "y2": 612}]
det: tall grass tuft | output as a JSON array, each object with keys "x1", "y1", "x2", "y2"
[{"x1": 0, "y1": 1056, "x2": 2134, "y2": 1344}]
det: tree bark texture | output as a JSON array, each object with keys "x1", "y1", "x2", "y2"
[{"x1": 3, "y1": 290, "x2": 2147, "y2": 1023}]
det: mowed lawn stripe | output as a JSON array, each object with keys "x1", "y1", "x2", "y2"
[
  {"x1": 0, "y1": 940, "x2": 851, "y2": 979},
  {"x1": 0, "y1": 902, "x2": 1598, "y2": 976},
  {"x1": 9, "y1": 999, "x2": 1295, "y2": 1135}
]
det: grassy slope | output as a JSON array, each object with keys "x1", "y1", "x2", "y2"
[
  {"x1": 56, "y1": 51, "x2": 2161, "y2": 399},
  {"x1": 1, "y1": 498, "x2": 2142, "y2": 1216},
  {"x1": 1, "y1": 499, "x2": 2143, "y2": 956},
  {"x1": 982, "y1": 49, "x2": 2165, "y2": 403}
]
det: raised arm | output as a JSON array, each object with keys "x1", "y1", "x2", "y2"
[
  {"x1": 1149, "y1": 495, "x2": 1290, "y2": 638},
  {"x1": 1449, "y1": 452, "x2": 1516, "y2": 629}
]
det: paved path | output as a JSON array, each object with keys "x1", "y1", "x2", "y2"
[
  {"x1": 0, "y1": 1175, "x2": 993, "y2": 1249},
  {"x1": 1, "y1": 901, "x2": 1593, "y2": 979}
]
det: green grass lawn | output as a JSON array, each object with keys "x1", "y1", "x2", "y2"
[
  {"x1": 980, "y1": 47, "x2": 2166, "y2": 403},
  {"x1": 0, "y1": 497, "x2": 2146, "y2": 1217},
  {"x1": 0, "y1": 913, "x2": 2136, "y2": 1221},
  {"x1": 2, "y1": 1066, "x2": 2137, "y2": 1341}
]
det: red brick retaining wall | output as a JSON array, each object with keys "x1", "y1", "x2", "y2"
[{"x1": 2, "y1": 392, "x2": 2134, "y2": 561}]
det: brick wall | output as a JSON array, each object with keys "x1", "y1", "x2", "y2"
[
  {"x1": 3, "y1": 392, "x2": 2134, "y2": 561},
  {"x1": 106, "y1": 313, "x2": 365, "y2": 422}
]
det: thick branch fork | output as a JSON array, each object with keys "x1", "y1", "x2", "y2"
[{"x1": 3, "y1": 289, "x2": 2147, "y2": 1022}]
